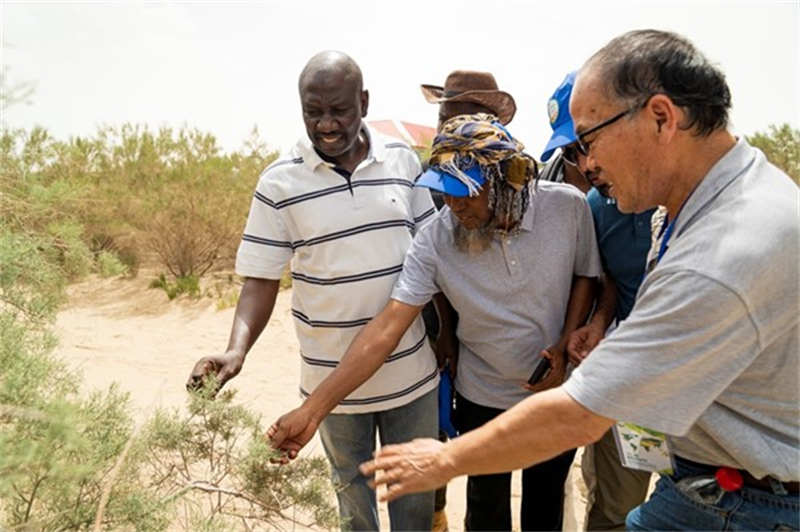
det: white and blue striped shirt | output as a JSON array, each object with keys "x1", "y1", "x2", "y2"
[{"x1": 236, "y1": 126, "x2": 438, "y2": 414}]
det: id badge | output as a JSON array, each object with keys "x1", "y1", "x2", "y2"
[{"x1": 612, "y1": 422, "x2": 675, "y2": 474}]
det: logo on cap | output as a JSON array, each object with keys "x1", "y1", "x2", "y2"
[{"x1": 548, "y1": 98, "x2": 560, "y2": 125}]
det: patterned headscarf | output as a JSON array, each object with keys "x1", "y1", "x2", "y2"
[{"x1": 429, "y1": 113, "x2": 538, "y2": 229}]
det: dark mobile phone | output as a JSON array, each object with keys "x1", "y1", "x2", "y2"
[{"x1": 527, "y1": 356, "x2": 551, "y2": 385}]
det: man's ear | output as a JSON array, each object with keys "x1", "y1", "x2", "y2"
[
  {"x1": 361, "y1": 90, "x2": 370, "y2": 118},
  {"x1": 647, "y1": 94, "x2": 679, "y2": 141}
]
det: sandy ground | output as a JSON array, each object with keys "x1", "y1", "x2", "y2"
[{"x1": 54, "y1": 272, "x2": 588, "y2": 532}]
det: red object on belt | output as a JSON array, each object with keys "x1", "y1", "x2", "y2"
[{"x1": 716, "y1": 467, "x2": 744, "y2": 491}]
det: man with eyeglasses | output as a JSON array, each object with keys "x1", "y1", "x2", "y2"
[
  {"x1": 361, "y1": 30, "x2": 799, "y2": 532},
  {"x1": 541, "y1": 70, "x2": 656, "y2": 532}
]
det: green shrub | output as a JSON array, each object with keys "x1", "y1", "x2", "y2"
[
  {"x1": 133, "y1": 382, "x2": 339, "y2": 531},
  {"x1": 1, "y1": 125, "x2": 278, "y2": 281},
  {"x1": 0, "y1": 230, "x2": 66, "y2": 323},
  {"x1": 0, "y1": 225, "x2": 166, "y2": 531},
  {"x1": 746, "y1": 123, "x2": 800, "y2": 185},
  {"x1": 45, "y1": 220, "x2": 95, "y2": 280},
  {"x1": 96, "y1": 250, "x2": 130, "y2": 278},
  {"x1": 149, "y1": 273, "x2": 201, "y2": 300}
]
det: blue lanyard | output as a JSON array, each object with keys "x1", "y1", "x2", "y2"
[{"x1": 657, "y1": 215, "x2": 676, "y2": 264}]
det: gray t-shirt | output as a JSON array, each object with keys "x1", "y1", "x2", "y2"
[
  {"x1": 393, "y1": 180, "x2": 602, "y2": 410},
  {"x1": 564, "y1": 139, "x2": 800, "y2": 481}
]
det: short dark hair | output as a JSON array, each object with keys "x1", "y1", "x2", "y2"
[{"x1": 587, "y1": 29, "x2": 732, "y2": 136}]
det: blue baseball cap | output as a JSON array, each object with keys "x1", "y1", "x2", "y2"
[
  {"x1": 416, "y1": 164, "x2": 486, "y2": 198},
  {"x1": 540, "y1": 71, "x2": 578, "y2": 162}
]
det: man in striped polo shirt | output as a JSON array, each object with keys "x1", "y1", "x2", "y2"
[{"x1": 188, "y1": 50, "x2": 438, "y2": 531}]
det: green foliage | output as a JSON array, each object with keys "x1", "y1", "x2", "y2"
[
  {"x1": 210, "y1": 275, "x2": 241, "y2": 311},
  {"x1": 134, "y1": 381, "x2": 339, "y2": 531},
  {"x1": 149, "y1": 273, "x2": 202, "y2": 300},
  {"x1": 745, "y1": 123, "x2": 800, "y2": 185},
  {"x1": 1, "y1": 264, "x2": 335, "y2": 531},
  {"x1": 0, "y1": 226, "x2": 167, "y2": 531},
  {"x1": 1, "y1": 124, "x2": 279, "y2": 282},
  {"x1": 45, "y1": 220, "x2": 95, "y2": 280},
  {"x1": 280, "y1": 265, "x2": 294, "y2": 290},
  {"x1": 0, "y1": 306, "x2": 166, "y2": 530},
  {"x1": 0, "y1": 230, "x2": 67, "y2": 322},
  {"x1": 96, "y1": 250, "x2": 130, "y2": 278}
]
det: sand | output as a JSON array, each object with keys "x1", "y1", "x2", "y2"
[{"x1": 54, "y1": 271, "x2": 588, "y2": 531}]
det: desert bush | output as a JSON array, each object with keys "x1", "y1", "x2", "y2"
[
  {"x1": 44, "y1": 220, "x2": 95, "y2": 280},
  {"x1": 0, "y1": 230, "x2": 67, "y2": 322},
  {"x1": 0, "y1": 228, "x2": 166, "y2": 531},
  {"x1": 1, "y1": 331, "x2": 337, "y2": 531},
  {"x1": 149, "y1": 273, "x2": 202, "y2": 300},
  {"x1": 1, "y1": 124, "x2": 278, "y2": 282},
  {"x1": 746, "y1": 123, "x2": 799, "y2": 185},
  {"x1": 96, "y1": 250, "x2": 130, "y2": 278},
  {"x1": 132, "y1": 381, "x2": 338, "y2": 531}
]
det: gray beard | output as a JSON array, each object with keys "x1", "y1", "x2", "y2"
[{"x1": 453, "y1": 219, "x2": 496, "y2": 254}]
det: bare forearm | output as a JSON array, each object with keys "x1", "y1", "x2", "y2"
[
  {"x1": 588, "y1": 274, "x2": 618, "y2": 332},
  {"x1": 441, "y1": 388, "x2": 612, "y2": 478},
  {"x1": 226, "y1": 277, "x2": 280, "y2": 356}
]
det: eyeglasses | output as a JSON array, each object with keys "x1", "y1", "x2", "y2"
[
  {"x1": 575, "y1": 100, "x2": 646, "y2": 156},
  {"x1": 561, "y1": 145, "x2": 581, "y2": 167}
]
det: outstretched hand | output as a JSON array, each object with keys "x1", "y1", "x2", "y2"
[
  {"x1": 186, "y1": 353, "x2": 244, "y2": 396},
  {"x1": 266, "y1": 406, "x2": 319, "y2": 464},
  {"x1": 359, "y1": 438, "x2": 451, "y2": 502}
]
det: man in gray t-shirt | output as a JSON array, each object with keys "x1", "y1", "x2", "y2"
[
  {"x1": 269, "y1": 113, "x2": 601, "y2": 531},
  {"x1": 362, "y1": 30, "x2": 799, "y2": 532}
]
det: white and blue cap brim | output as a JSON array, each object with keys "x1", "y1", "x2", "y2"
[
  {"x1": 540, "y1": 117, "x2": 577, "y2": 162},
  {"x1": 540, "y1": 70, "x2": 579, "y2": 162},
  {"x1": 416, "y1": 164, "x2": 486, "y2": 198}
]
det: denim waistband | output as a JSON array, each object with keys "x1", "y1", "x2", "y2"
[{"x1": 674, "y1": 456, "x2": 799, "y2": 495}]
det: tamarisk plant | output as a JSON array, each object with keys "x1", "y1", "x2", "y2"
[{"x1": 133, "y1": 379, "x2": 338, "y2": 531}]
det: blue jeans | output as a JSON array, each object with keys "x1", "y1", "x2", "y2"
[
  {"x1": 318, "y1": 388, "x2": 437, "y2": 531},
  {"x1": 627, "y1": 457, "x2": 800, "y2": 531}
]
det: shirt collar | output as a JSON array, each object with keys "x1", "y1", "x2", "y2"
[
  {"x1": 671, "y1": 137, "x2": 753, "y2": 239},
  {"x1": 519, "y1": 193, "x2": 535, "y2": 233}
]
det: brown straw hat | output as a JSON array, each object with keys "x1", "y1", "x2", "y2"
[{"x1": 420, "y1": 70, "x2": 517, "y2": 125}]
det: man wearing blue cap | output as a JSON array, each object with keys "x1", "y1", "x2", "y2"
[
  {"x1": 540, "y1": 72, "x2": 656, "y2": 531},
  {"x1": 539, "y1": 71, "x2": 592, "y2": 195},
  {"x1": 269, "y1": 113, "x2": 602, "y2": 531}
]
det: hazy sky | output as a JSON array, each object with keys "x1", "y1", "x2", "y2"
[{"x1": 2, "y1": 1, "x2": 798, "y2": 158}]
